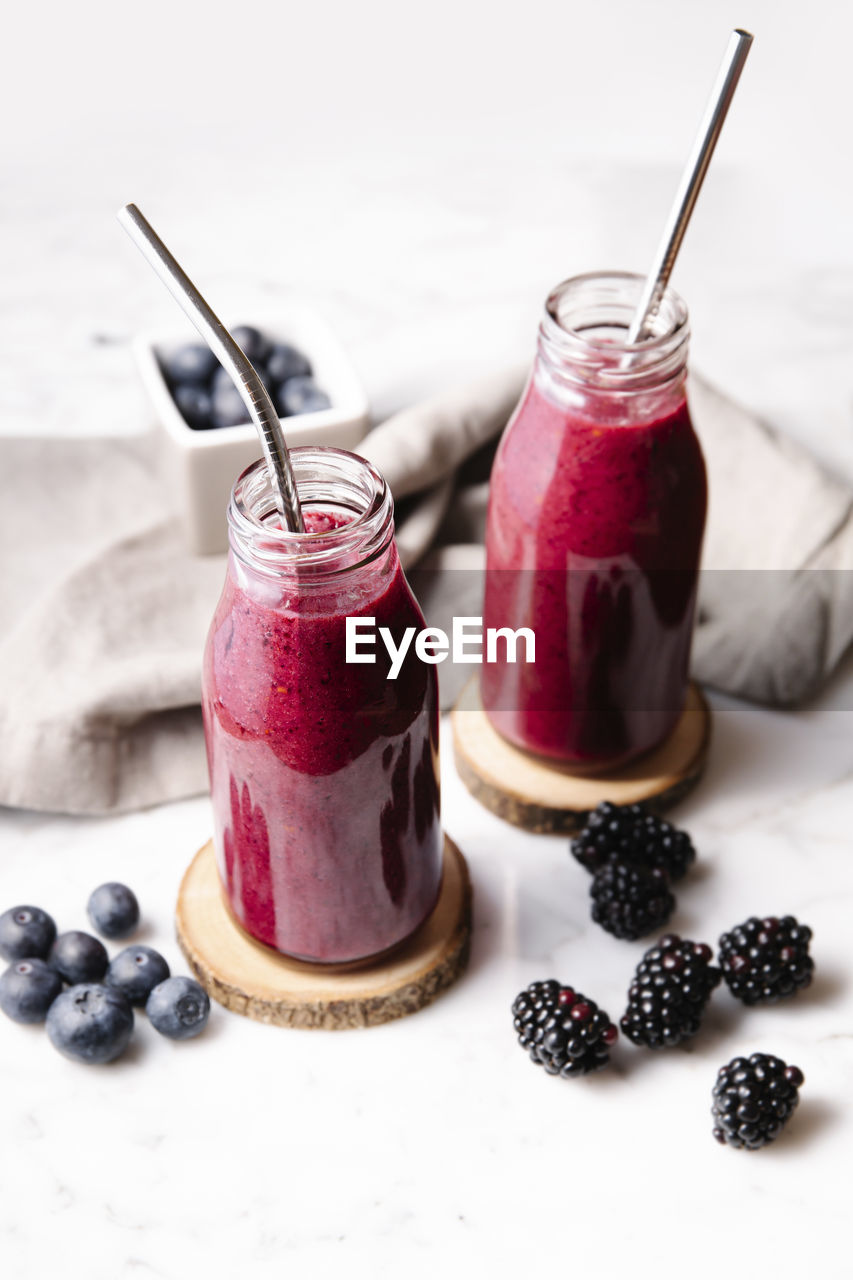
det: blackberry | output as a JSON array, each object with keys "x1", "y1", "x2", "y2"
[
  {"x1": 621, "y1": 934, "x2": 721, "y2": 1048},
  {"x1": 718, "y1": 915, "x2": 814, "y2": 1005},
  {"x1": 590, "y1": 856, "x2": 674, "y2": 940},
  {"x1": 712, "y1": 1053, "x2": 804, "y2": 1149},
  {"x1": 512, "y1": 980, "x2": 618, "y2": 1078},
  {"x1": 571, "y1": 801, "x2": 696, "y2": 882}
]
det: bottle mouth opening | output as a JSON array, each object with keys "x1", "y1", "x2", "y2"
[
  {"x1": 546, "y1": 271, "x2": 688, "y2": 348},
  {"x1": 228, "y1": 447, "x2": 393, "y2": 573},
  {"x1": 540, "y1": 271, "x2": 689, "y2": 391}
]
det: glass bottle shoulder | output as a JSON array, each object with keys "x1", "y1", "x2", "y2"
[{"x1": 487, "y1": 371, "x2": 706, "y2": 565}]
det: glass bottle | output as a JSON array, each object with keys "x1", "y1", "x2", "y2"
[
  {"x1": 202, "y1": 448, "x2": 442, "y2": 965},
  {"x1": 481, "y1": 272, "x2": 707, "y2": 770}
]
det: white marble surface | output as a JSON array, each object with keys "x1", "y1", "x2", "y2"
[
  {"x1": 2, "y1": 696, "x2": 853, "y2": 1278},
  {"x1": 2, "y1": 1, "x2": 853, "y2": 1276}
]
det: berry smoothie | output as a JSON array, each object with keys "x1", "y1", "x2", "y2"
[
  {"x1": 202, "y1": 470, "x2": 442, "y2": 965},
  {"x1": 481, "y1": 370, "x2": 706, "y2": 768}
]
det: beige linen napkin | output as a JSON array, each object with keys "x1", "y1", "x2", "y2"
[{"x1": 1, "y1": 371, "x2": 851, "y2": 815}]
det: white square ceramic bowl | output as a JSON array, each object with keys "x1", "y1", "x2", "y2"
[{"x1": 133, "y1": 307, "x2": 370, "y2": 554}]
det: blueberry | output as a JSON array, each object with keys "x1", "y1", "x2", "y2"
[
  {"x1": 49, "y1": 931, "x2": 108, "y2": 985},
  {"x1": 266, "y1": 342, "x2": 311, "y2": 384},
  {"x1": 87, "y1": 883, "x2": 140, "y2": 940},
  {"x1": 211, "y1": 379, "x2": 250, "y2": 429},
  {"x1": 0, "y1": 906, "x2": 57, "y2": 962},
  {"x1": 0, "y1": 958, "x2": 62, "y2": 1024},
  {"x1": 46, "y1": 984, "x2": 134, "y2": 1064},
  {"x1": 106, "y1": 945, "x2": 170, "y2": 1006},
  {"x1": 174, "y1": 384, "x2": 214, "y2": 430},
  {"x1": 230, "y1": 325, "x2": 270, "y2": 364},
  {"x1": 212, "y1": 362, "x2": 274, "y2": 397},
  {"x1": 146, "y1": 976, "x2": 210, "y2": 1040},
  {"x1": 275, "y1": 376, "x2": 331, "y2": 417},
  {"x1": 160, "y1": 344, "x2": 217, "y2": 386}
]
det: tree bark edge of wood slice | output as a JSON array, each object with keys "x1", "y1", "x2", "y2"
[
  {"x1": 451, "y1": 680, "x2": 711, "y2": 834},
  {"x1": 175, "y1": 835, "x2": 472, "y2": 1030}
]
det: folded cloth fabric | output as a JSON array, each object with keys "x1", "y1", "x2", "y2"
[{"x1": 1, "y1": 370, "x2": 852, "y2": 816}]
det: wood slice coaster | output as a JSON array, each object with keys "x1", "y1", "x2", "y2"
[
  {"x1": 451, "y1": 680, "x2": 711, "y2": 835},
  {"x1": 175, "y1": 835, "x2": 471, "y2": 1030}
]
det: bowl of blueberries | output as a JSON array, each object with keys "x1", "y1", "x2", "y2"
[{"x1": 134, "y1": 309, "x2": 370, "y2": 554}]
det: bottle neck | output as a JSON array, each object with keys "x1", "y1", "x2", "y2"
[
  {"x1": 227, "y1": 449, "x2": 396, "y2": 590},
  {"x1": 535, "y1": 272, "x2": 690, "y2": 423}
]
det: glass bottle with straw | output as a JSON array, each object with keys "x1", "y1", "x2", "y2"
[
  {"x1": 120, "y1": 209, "x2": 444, "y2": 963},
  {"x1": 481, "y1": 30, "x2": 753, "y2": 770}
]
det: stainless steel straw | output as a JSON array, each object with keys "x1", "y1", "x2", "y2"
[
  {"x1": 627, "y1": 29, "x2": 754, "y2": 344},
  {"x1": 117, "y1": 202, "x2": 305, "y2": 532}
]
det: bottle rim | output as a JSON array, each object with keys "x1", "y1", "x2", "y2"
[
  {"x1": 539, "y1": 271, "x2": 690, "y2": 392},
  {"x1": 228, "y1": 447, "x2": 395, "y2": 577}
]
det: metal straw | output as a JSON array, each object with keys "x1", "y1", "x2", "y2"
[
  {"x1": 627, "y1": 29, "x2": 753, "y2": 344},
  {"x1": 117, "y1": 202, "x2": 305, "y2": 533}
]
